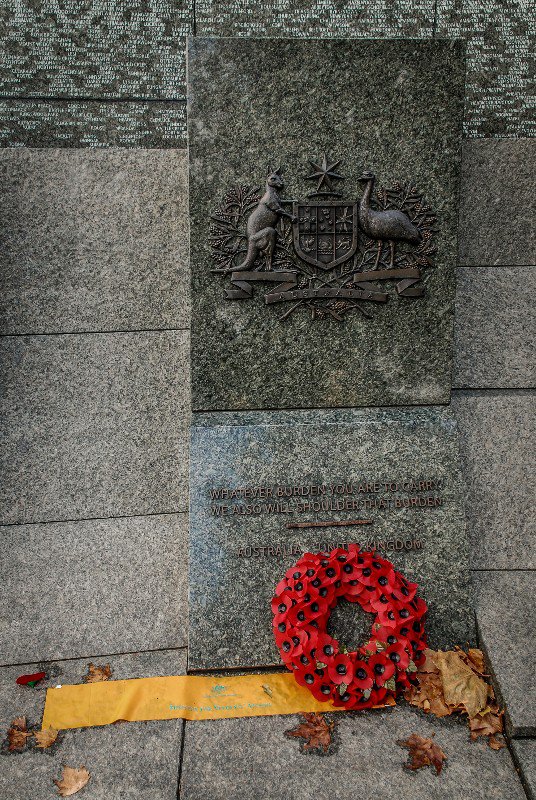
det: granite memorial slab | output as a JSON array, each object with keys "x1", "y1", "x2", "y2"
[
  {"x1": 188, "y1": 37, "x2": 464, "y2": 411},
  {"x1": 188, "y1": 407, "x2": 475, "y2": 670}
]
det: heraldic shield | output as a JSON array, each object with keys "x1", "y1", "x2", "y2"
[{"x1": 292, "y1": 200, "x2": 358, "y2": 270}]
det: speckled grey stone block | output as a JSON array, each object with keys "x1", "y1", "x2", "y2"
[
  {"x1": 459, "y1": 140, "x2": 536, "y2": 265},
  {"x1": 437, "y1": 0, "x2": 535, "y2": 137},
  {"x1": 511, "y1": 740, "x2": 536, "y2": 800},
  {"x1": 475, "y1": 571, "x2": 536, "y2": 737},
  {"x1": 0, "y1": 514, "x2": 187, "y2": 665},
  {"x1": 0, "y1": 1, "x2": 192, "y2": 99},
  {"x1": 195, "y1": 0, "x2": 435, "y2": 37},
  {"x1": 0, "y1": 650, "x2": 186, "y2": 800},
  {"x1": 189, "y1": 37, "x2": 464, "y2": 411},
  {"x1": 452, "y1": 390, "x2": 535, "y2": 570},
  {"x1": 453, "y1": 267, "x2": 536, "y2": 389},
  {"x1": 0, "y1": 100, "x2": 187, "y2": 148},
  {"x1": 0, "y1": 331, "x2": 190, "y2": 525},
  {"x1": 181, "y1": 703, "x2": 524, "y2": 800},
  {"x1": 0, "y1": 149, "x2": 189, "y2": 334},
  {"x1": 189, "y1": 406, "x2": 475, "y2": 670}
]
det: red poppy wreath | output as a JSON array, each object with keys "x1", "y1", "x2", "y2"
[{"x1": 272, "y1": 545, "x2": 428, "y2": 709}]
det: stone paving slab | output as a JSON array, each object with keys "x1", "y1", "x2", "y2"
[
  {"x1": 0, "y1": 649, "x2": 186, "y2": 800},
  {"x1": 436, "y1": 0, "x2": 535, "y2": 137},
  {"x1": 512, "y1": 740, "x2": 536, "y2": 800},
  {"x1": 0, "y1": 1, "x2": 193, "y2": 100},
  {"x1": 452, "y1": 390, "x2": 535, "y2": 570},
  {"x1": 475, "y1": 571, "x2": 536, "y2": 737},
  {"x1": 180, "y1": 703, "x2": 525, "y2": 800},
  {"x1": 0, "y1": 100, "x2": 187, "y2": 149},
  {"x1": 0, "y1": 513, "x2": 187, "y2": 665},
  {"x1": 453, "y1": 267, "x2": 536, "y2": 389},
  {"x1": 0, "y1": 149, "x2": 189, "y2": 334},
  {"x1": 459, "y1": 139, "x2": 536, "y2": 265},
  {"x1": 0, "y1": 331, "x2": 190, "y2": 525}
]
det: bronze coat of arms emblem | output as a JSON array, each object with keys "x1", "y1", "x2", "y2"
[{"x1": 210, "y1": 155, "x2": 437, "y2": 322}]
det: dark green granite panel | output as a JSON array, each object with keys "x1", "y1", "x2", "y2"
[
  {"x1": 0, "y1": 1, "x2": 192, "y2": 100},
  {"x1": 196, "y1": 0, "x2": 435, "y2": 37},
  {"x1": 189, "y1": 37, "x2": 464, "y2": 410},
  {"x1": 436, "y1": 0, "x2": 536, "y2": 137},
  {"x1": 189, "y1": 407, "x2": 476, "y2": 670},
  {"x1": 0, "y1": 100, "x2": 186, "y2": 147}
]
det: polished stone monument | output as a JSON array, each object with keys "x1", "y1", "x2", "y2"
[{"x1": 187, "y1": 37, "x2": 475, "y2": 672}]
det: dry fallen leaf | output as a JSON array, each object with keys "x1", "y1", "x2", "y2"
[
  {"x1": 398, "y1": 733, "x2": 447, "y2": 775},
  {"x1": 405, "y1": 671, "x2": 453, "y2": 718},
  {"x1": 54, "y1": 766, "x2": 90, "y2": 797},
  {"x1": 34, "y1": 728, "x2": 59, "y2": 749},
  {"x1": 469, "y1": 705, "x2": 504, "y2": 744},
  {"x1": 285, "y1": 713, "x2": 333, "y2": 753},
  {"x1": 7, "y1": 717, "x2": 32, "y2": 752},
  {"x1": 465, "y1": 648, "x2": 487, "y2": 676},
  {"x1": 431, "y1": 650, "x2": 489, "y2": 719},
  {"x1": 83, "y1": 663, "x2": 112, "y2": 683},
  {"x1": 488, "y1": 735, "x2": 506, "y2": 751}
]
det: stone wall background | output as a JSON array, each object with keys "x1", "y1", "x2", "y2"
[{"x1": 0, "y1": 4, "x2": 534, "y2": 799}]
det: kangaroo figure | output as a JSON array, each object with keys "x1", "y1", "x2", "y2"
[{"x1": 231, "y1": 168, "x2": 296, "y2": 273}]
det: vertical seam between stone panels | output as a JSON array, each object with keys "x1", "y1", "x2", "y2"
[
  {"x1": 192, "y1": 0, "x2": 197, "y2": 36},
  {"x1": 433, "y1": 0, "x2": 438, "y2": 37},
  {"x1": 176, "y1": 718, "x2": 187, "y2": 799},
  {"x1": 508, "y1": 740, "x2": 534, "y2": 800}
]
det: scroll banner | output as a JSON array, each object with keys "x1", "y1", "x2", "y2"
[
  {"x1": 225, "y1": 270, "x2": 297, "y2": 300},
  {"x1": 353, "y1": 268, "x2": 424, "y2": 298},
  {"x1": 225, "y1": 267, "x2": 423, "y2": 303},
  {"x1": 42, "y1": 672, "x2": 394, "y2": 730}
]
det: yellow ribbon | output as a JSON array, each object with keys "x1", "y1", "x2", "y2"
[{"x1": 42, "y1": 672, "x2": 350, "y2": 730}]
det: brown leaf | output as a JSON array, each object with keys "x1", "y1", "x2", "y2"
[
  {"x1": 7, "y1": 717, "x2": 32, "y2": 752},
  {"x1": 419, "y1": 649, "x2": 441, "y2": 674},
  {"x1": 466, "y1": 648, "x2": 487, "y2": 676},
  {"x1": 398, "y1": 733, "x2": 447, "y2": 775},
  {"x1": 34, "y1": 728, "x2": 59, "y2": 749},
  {"x1": 469, "y1": 705, "x2": 504, "y2": 741},
  {"x1": 285, "y1": 713, "x2": 333, "y2": 753},
  {"x1": 83, "y1": 663, "x2": 112, "y2": 683},
  {"x1": 431, "y1": 650, "x2": 489, "y2": 718},
  {"x1": 488, "y1": 735, "x2": 506, "y2": 751},
  {"x1": 54, "y1": 766, "x2": 90, "y2": 797},
  {"x1": 404, "y1": 672, "x2": 453, "y2": 717}
]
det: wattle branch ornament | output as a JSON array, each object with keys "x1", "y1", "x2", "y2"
[{"x1": 272, "y1": 546, "x2": 427, "y2": 709}]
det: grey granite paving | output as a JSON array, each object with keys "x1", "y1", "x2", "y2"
[
  {"x1": 475, "y1": 571, "x2": 536, "y2": 737},
  {"x1": 0, "y1": 331, "x2": 190, "y2": 525},
  {"x1": 0, "y1": 649, "x2": 186, "y2": 800},
  {"x1": 0, "y1": 514, "x2": 187, "y2": 665},
  {"x1": 437, "y1": 0, "x2": 535, "y2": 137},
  {"x1": 453, "y1": 267, "x2": 536, "y2": 389},
  {"x1": 0, "y1": 1, "x2": 192, "y2": 99},
  {"x1": 189, "y1": 37, "x2": 463, "y2": 410},
  {"x1": 0, "y1": 149, "x2": 189, "y2": 334},
  {"x1": 0, "y1": 99, "x2": 187, "y2": 148},
  {"x1": 459, "y1": 139, "x2": 536, "y2": 266},
  {"x1": 189, "y1": 406, "x2": 475, "y2": 670},
  {"x1": 195, "y1": 0, "x2": 435, "y2": 37},
  {"x1": 512, "y1": 740, "x2": 536, "y2": 800},
  {"x1": 452, "y1": 390, "x2": 535, "y2": 570},
  {"x1": 180, "y1": 703, "x2": 525, "y2": 800}
]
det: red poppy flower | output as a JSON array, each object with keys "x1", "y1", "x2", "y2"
[
  {"x1": 313, "y1": 632, "x2": 339, "y2": 663},
  {"x1": 368, "y1": 653, "x2": 396, "y2": 686},
  {"x1": 327, "y1": 653, "x2": 355, "y2": 685},
  {"x1": 352, "y1": 660, "x2": 374, "y2": 690},
  {"x1": 385, "y1": 642, "x2": 410, "y2": 670}
]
